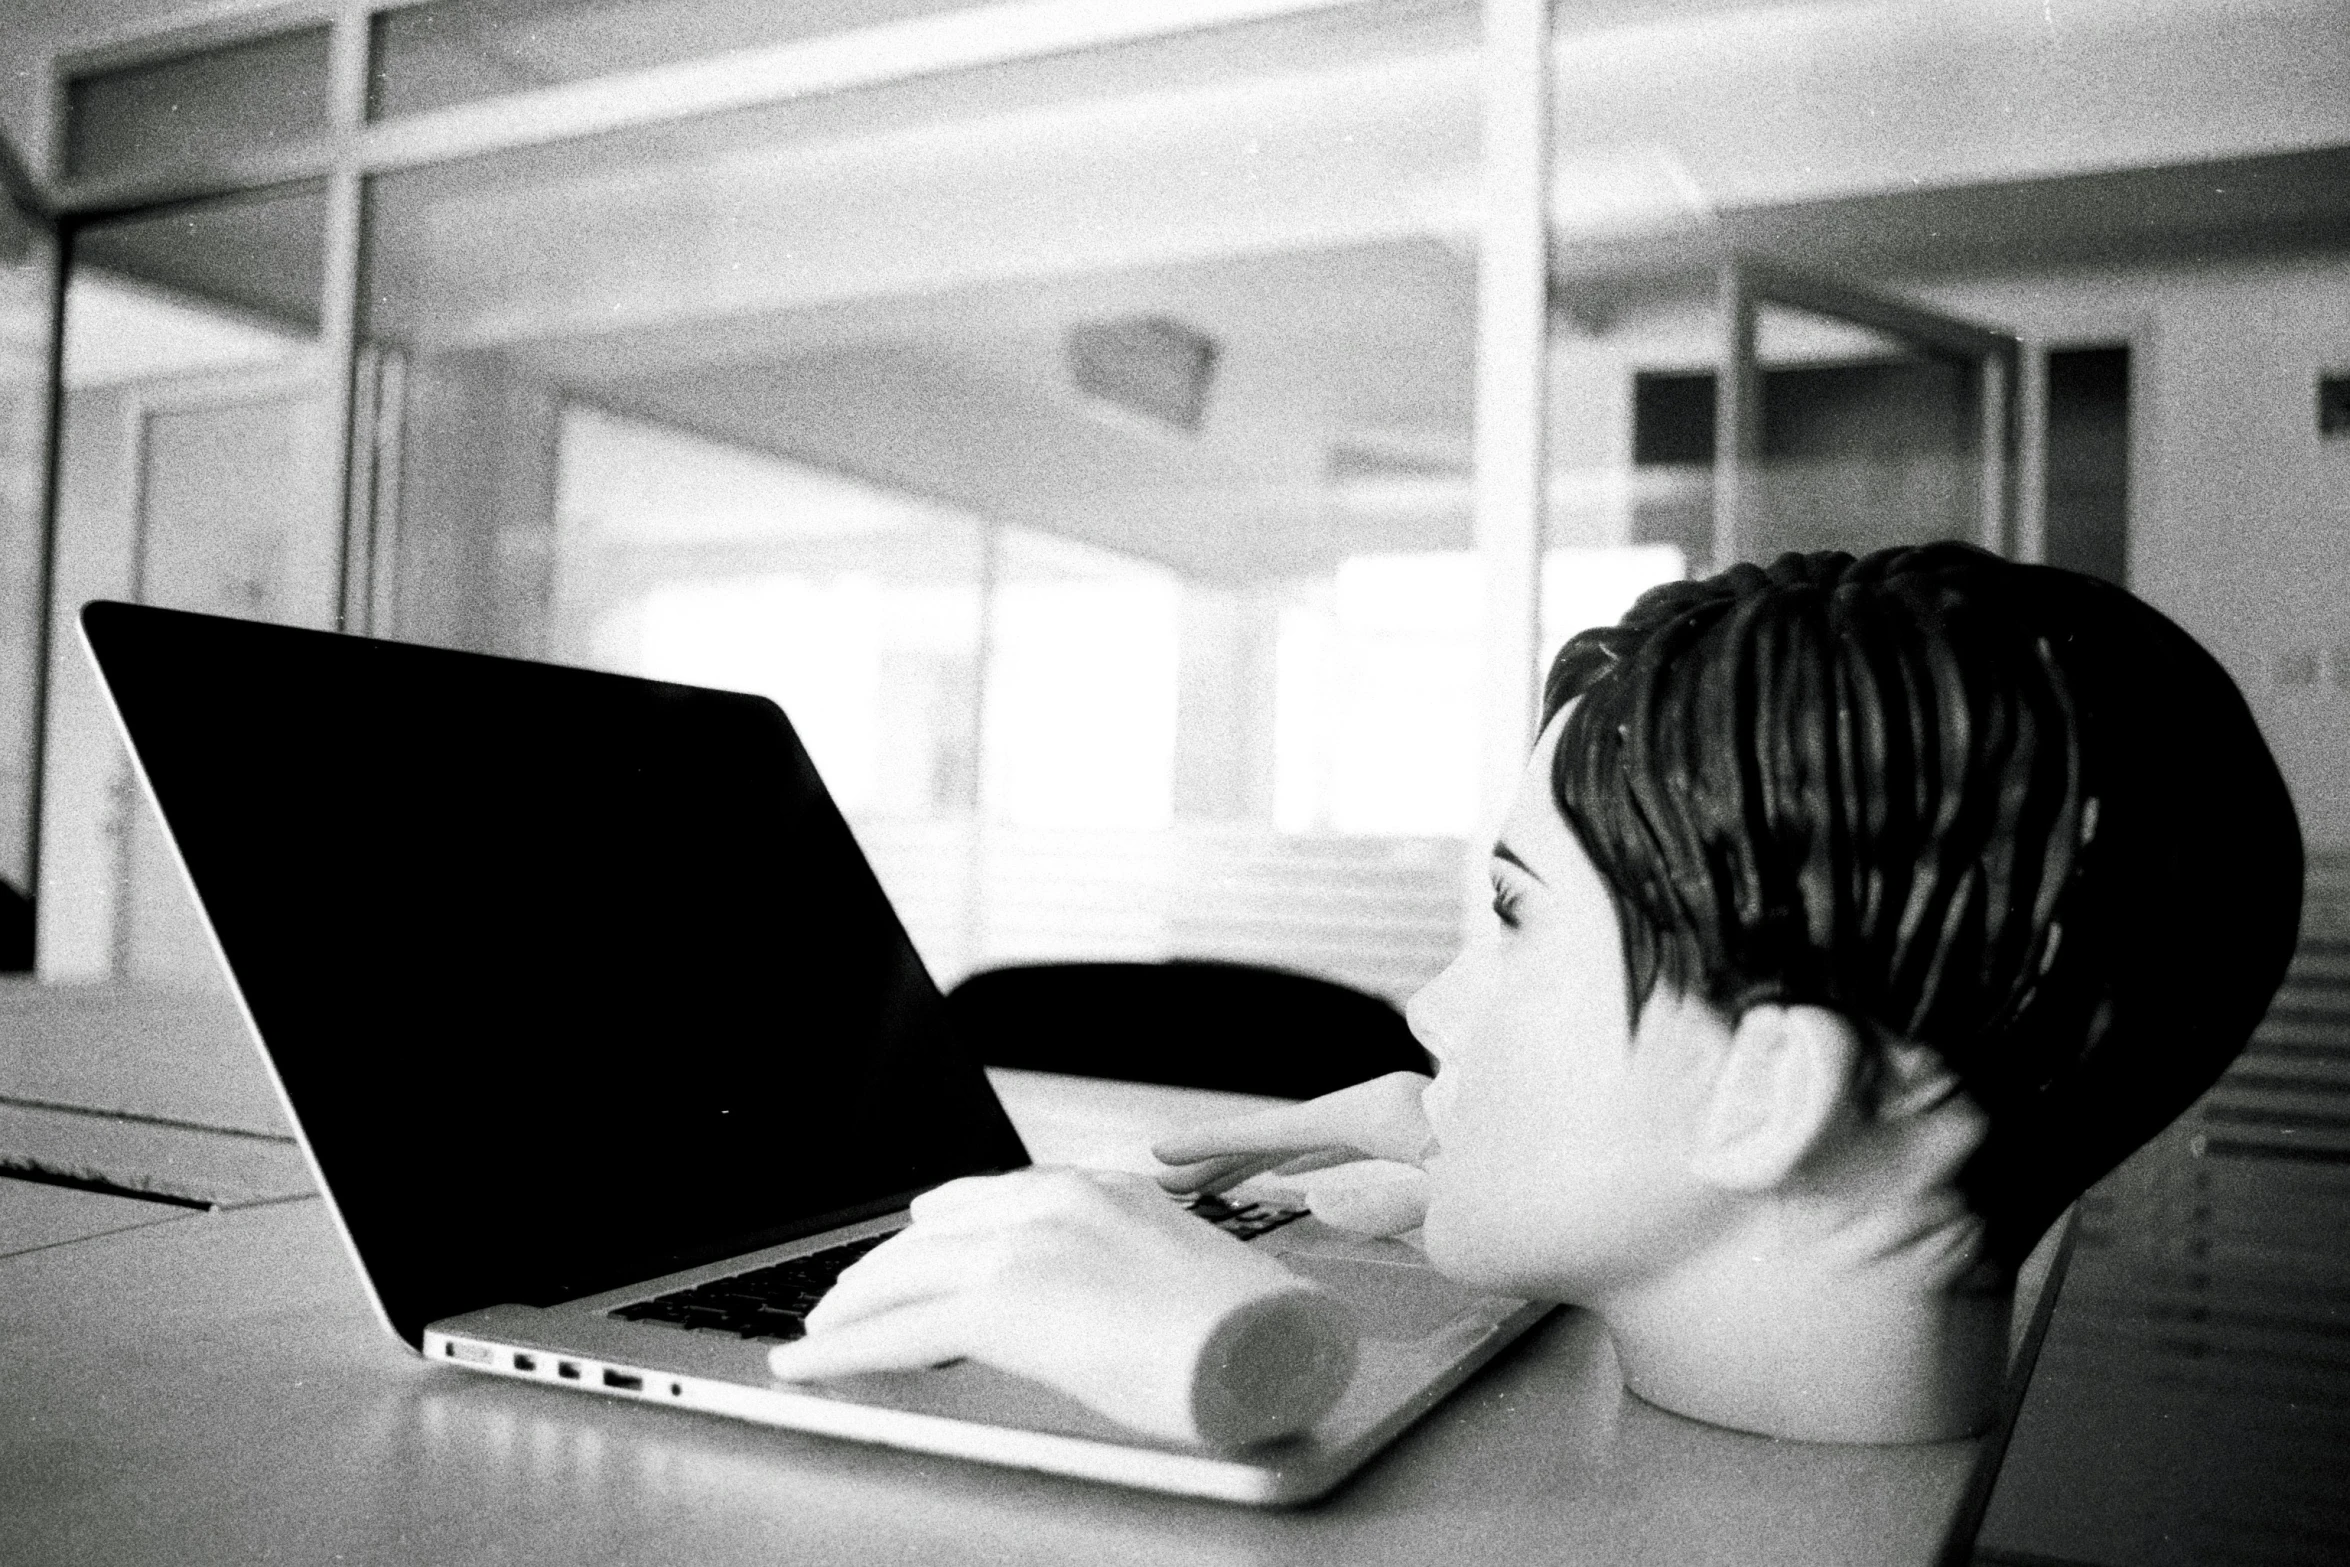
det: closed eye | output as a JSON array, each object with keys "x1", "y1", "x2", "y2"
[{"x1": 1490, "y1": 876, "x2": 1525, "y2": 929}]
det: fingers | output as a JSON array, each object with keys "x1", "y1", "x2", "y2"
[
  {"x1": 766, "y1": 1297, "x2": 974, "y2": 1382},
  {"x1": 1152, "y1": 1149, "x2": 1287, "y2": 1196},
  {"x1": 1301, "y1": 1164, "x2": 1429, "y2": 1238},
  {"x1": 907, "y1": 1167, "x2": 1133, "y2": 1231},
  {"x1": 803, "y1": 1229, "x2": 984, "y2": 1332},
  {"x1": 1266, "y1": 1147, "x2": 1374, "y2": 1178},
  {"x1": 909, "y1": 1165, "x2": 1130, "y2": 1214},
  {"x1": 819, "y1": 1169, "x2": 1178, "y2": 1333},
  {"x1": 908, "y1": 1171, "x2": 1048, "y2": 1222},
  {"x1": 1153, "y1": 1146, "x2": 1356, "y2": 1196},
  {"x1": 1151, "y1": 1099, "x2": 1346, "y2": 1168},
  {"x1": 1150, "y1": 1071, "x2": 1436, "y2": 1175}
]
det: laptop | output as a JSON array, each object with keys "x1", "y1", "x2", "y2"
[{"x1": 79, "y1": 599, "x2": 1550, "y2": 1506}]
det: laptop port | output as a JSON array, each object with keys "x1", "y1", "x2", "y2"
[
  {"x1": 512, "y1": 1353, "x2": 537, "y2": 1373},
  {"x1": 557, "y1": 1361, "x2": 582, "y2": 1381},
  {"x1": 603, "y1": 1369, "x2": 643, "y2": 1392}
]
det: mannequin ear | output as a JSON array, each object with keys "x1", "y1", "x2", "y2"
[{"x1": 1687, "y1": 1004, "x2": 1864, "y2": 1192}]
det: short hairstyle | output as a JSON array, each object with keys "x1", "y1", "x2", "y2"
[{"x1": 1544, "y1": 543, "x2": 2301, "y2": 1268}]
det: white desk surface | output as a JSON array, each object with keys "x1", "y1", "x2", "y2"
[{"x1": 1, "y1": 1065, "x2": 1980, "y2": 1567}]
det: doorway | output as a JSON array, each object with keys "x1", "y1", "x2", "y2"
[
  {"x1": 1628, "y1": 262, "x2": 2023, "y2": 570},
  {"x1": 2042, "y1": 345, "x2": 2131, "y2": 587}
]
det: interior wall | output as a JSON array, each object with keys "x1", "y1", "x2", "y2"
[
  {"x1": 0, "y1": 209, "x2": 50, "y2": 906},
  {"x1": 7, "y1": 2, "x2": 2348, "y2": 850},
  {"x1": 37, "y1": 382, "x2": 139, "y2": 982},
  {"x1": 0, "y1": 0, "x2": 289, "y2": 169},
  {"x1": 1170, "y1": 584, "x2": 1271, "y2": 823},
  {"x1": 14, "y1": 0, "x2": 2350, "y2": 229},
  {"x1": 1911, "y1": 256, "x2": 2350, "y2": 848},
  {"x1": 1558, "y1": 252, "x2": 2350, "y2": 849},
  {"x1": 390, "y1": 348, "x2": 561, "y2": 658}
]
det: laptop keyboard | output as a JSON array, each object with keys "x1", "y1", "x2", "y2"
[
  {"x1": 608, "y1": 1194, "x2": 1308, "y2": 1343},
  {"x1": 610, "y1": 1233, "x2": 894, "y2": 1341},
  {"x1": 1180, "y1": 1191, "x2": 1309, "y2": 1241}
]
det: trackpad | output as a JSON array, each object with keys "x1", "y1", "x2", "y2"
[{"x1": 1280, "y1": 1254, "x2": 1493, "y2": 1343}]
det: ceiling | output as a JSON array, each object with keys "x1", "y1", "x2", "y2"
[
  {"x1": 561, "y1": 239, "x2": 1482, "y2": 584},
  {"x1": 23, "y1": 0, "x2": 2350, "y2": 583}
]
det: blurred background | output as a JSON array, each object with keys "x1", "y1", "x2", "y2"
[
  {"x1": 0, "y1": 4, "x2": 2345, "y2": 1562},
  {"x1": 18, "y1": 0, "x2": 2297, "y2": 1007}
]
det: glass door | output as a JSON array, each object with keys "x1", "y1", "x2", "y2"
[
  {"x1": 45, "y1": 183, "x2": 335, "y2": 987},
  {"x1": 0, "y1": 169, "x2": 52, "y2": 970},
  {"x1": 1714, "y1": 257, "x2": 2019, "y2": 569},
  {"x1": 352, "y1": 1, "x2": 1494, "y2": 1004}
]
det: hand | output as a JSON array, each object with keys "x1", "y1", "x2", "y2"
[
  {"x1": 765, "y1": 1168, "x2": 1357, "y2": 1448},
  {"x1": 1150, "y1": 1071, "x2": 1435, "y2": 1194},
  {"x1": 1150, "y1": 1067, "x2": 1432, "y2": 1218}
]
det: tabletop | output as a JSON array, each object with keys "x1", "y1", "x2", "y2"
[{"x1": 1, "y1": 1063, "x2": 1982, "y2": 1567}]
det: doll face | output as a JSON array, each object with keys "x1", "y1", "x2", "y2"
[{"x1": 1407, "y1": 709, "x2": 1727, "y2": 1302}]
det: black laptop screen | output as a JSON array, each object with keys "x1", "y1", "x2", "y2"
[{"x1": 81, "y1": 601, "x2": 1029, "y2": 1346}]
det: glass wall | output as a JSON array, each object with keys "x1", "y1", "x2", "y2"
[
  {"x1": 368, "y1": 0, "x2": 981, "y2": 119},
  {"x1": 354, "y1": 1, "x2": 1495, "y2": 998},
  {"x1": 1743, "y1": 298, "x2": 1998, "y2": 563},
  {"x1": 43, "y1": 184, "x2": 332, "y2": 985},
  {"x1": 63, "y1": 25, "x2": 333, "y2": 183},
  {"x1": 0, "y1": 195, "x2": 52, "y2": 966},
  {"x1": 544, "y1": 403, "x2": 989, "y2": 972},
  {"x1": 16, "y1": 0, "x2": 2115, "y2": 1001}
]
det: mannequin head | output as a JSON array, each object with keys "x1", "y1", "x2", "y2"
[
  {"x1": 1408, "y1": 543, "x2": 2301, "y2": 1440},
  {"x1": 1539, "y1": 543, "x2": 2300, "y2": 1267}
]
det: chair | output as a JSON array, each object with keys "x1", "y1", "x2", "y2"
[
  {"x1": 944, "y1": 959, "x2": 1432, "y2": 1102},
  {"x1": 0, "y1": 877, "x2": 30, "y2": 971}
]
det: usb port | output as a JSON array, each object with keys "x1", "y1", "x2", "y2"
[
  {"x1": 603, "y1": 1369, "x2": 643, "y2": 1392},
  {"x1": 557, "y1": 1361, "x2": 581, "y2": 1381}
]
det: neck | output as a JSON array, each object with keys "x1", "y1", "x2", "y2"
[{"x1": 1597, "y1": 1194, "x2": 2008, "y2": 1443}]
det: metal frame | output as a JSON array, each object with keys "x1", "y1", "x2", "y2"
[
  {"x1": 22, "y1": 207, "x2": 65, "y2": 916},
  {"x1": 1712, "y1": 256, "x2": 2022, "y2": 571},
  {"x1": 112, "y1": 360, "x2": 338, "y2": 980},
  {"x1": 50, "y1": 0, "x2": 338, "y2": 82},
  {"x1": 49, "y1": 0, "x2": 1385, "y2": 219},
  {"x1": 321, "y1": 6, "x2": 371, "y2": 631},
  {"x1": 47, "y1": 0, "x2": 342, "y2": 197},
  {"x1": 41, "y1": 0, "x2": 1402, "y2": 637},
  {"x1": 1470, "y1": 0, "x2": 1551, "y2": 878},
  {"x1": 0, "y1": 130, "x2": 50, "y2": 223},
  {"x1": 24, "y1": 0, "x2": 1521, "y2": 968}
]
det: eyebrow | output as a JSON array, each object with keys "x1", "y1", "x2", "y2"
[{"x1": 1492, "y1": 841, "x2": 1544, "y2": 883}]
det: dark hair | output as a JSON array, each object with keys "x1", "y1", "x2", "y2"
[{"x1": 1544, "y1": 543, "x2": 2301, "y2": 1268}]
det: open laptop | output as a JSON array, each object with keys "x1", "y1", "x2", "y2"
[{"x1": 79, "y1": 599, "x2": 1550, "y2": 1506}]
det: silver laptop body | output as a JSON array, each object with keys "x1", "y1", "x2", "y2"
[{"x1": 81, "y1": 599, "x2": 1549, "y2": 1506}]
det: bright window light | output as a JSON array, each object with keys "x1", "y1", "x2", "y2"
[
  {"x1": 1275, "y1": 552, "x2": 1479, "y2": 836},
  {"x1": 984, "y1": 529, "x2": 1179, "y2": 830},
  {"x1": 555, "y1": 407, "x2": 987, "y2": 820},
  {"x1": 63, "y1": 273, "x2": 306, "y2": 387},
  {"x1": 1541, "y1": 543, "x2": 1685, "y2": 662},
  {"x1": 560, "y1": 405, "x2": 945, "y2": 545},
  {"x1": 1274, "y1": 544, "x2": 1686, "y2": 837},
  {"x1": 1272, "y1": 594, "x2": 1333, "y2": 834},
  {"x1": 640, "y1": 573, "x2": 888, "y2": 808}
]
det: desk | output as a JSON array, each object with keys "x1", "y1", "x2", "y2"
[{"x1": 1, "y1": 1074, "x2": 1980, "y2": 1567}]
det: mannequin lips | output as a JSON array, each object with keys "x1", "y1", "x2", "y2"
[{"x1": 1418, "y1": 1072, "x2": 1455, "y2": 1154}]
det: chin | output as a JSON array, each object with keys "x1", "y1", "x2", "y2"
[{"x1": 1418, "y1": 1191, "x2": 1537, "y2": 1295}]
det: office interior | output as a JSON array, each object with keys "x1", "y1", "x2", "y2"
[{"x1": 0, "y1": 2, "x2": 2344, "y2": 1562}]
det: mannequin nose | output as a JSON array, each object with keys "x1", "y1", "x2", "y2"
[{"x1": 1405, "y1": 952, "x2": 1470, "y2": 1067}]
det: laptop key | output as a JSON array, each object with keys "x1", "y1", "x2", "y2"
[
  {"x1": 612, "y1": 1206, "x2": 1305, "y2": 1348},
  {"x1": 610, "y1": 1231, "x2": 895, "y2": 1340},
  {"x1": 1182, "y1": 1192, "x2": 1308, "y2": 1240}
]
